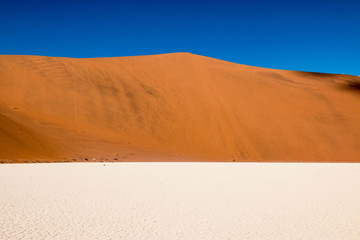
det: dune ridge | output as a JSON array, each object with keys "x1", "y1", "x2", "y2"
[{"x1": 0, "y1": 53, "x2": 359, "y2": 162}]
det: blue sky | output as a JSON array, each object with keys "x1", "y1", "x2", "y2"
[{"x1": 1, "y1": 0, "x2": 359, "y2": 75}]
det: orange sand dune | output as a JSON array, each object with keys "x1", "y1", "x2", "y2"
[{"x1": 0, "y1": 53, "x2": 359, "y2": 162}]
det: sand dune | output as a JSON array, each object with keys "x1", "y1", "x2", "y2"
[
  {"x1": 1, "y1": 163, "x2": 360, "y2": 239},
  {"x1": 0, "y1": 53, "x2": 359, "y2": 162}
]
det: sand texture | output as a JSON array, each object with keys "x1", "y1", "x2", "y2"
[
  {"x1": 0, "y1": 53, "x2": 359, "y2": 162},
  {"x1": 1, "y1": 163, "x2": 360, "y2": 239}
]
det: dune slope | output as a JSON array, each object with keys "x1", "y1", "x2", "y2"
[{"x1": 0, "y1": 53, "x2": 359, "y2": 162}]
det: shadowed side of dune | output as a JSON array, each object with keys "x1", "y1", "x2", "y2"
[
  {"x1": 348, "y1": 80, "x2": 360, "y2": 90},
  {"x1": 0, "y1": 111, "x2": 58, "y2": 161},
  {"x1": 0, "y1": 53, "x2": 359, "y2": 162}
]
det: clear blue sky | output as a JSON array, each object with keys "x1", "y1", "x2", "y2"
[{"x1": 1, "y1": 0, "x2": 359, "y2": 75}]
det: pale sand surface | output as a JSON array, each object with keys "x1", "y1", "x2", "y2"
[{"x1": 1, "y1": 163, "x2": 360, "y2": 240}]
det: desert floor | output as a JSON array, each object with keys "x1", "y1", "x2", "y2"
[{"x1": 1, "y1": 162, "x2": 360, "y2": 240}]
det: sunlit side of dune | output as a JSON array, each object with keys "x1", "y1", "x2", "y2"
[{"x1": 0, "y1": 53, "x2": 359, "y2": 162}]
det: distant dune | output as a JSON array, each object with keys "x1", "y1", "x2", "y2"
[{"x1": 0, "y1": 53, "x2": 359, "y2": 162}]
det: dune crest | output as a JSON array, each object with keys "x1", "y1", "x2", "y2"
[{"x1": 0, "y1": 53, "x2": 359, "y2": 162}]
